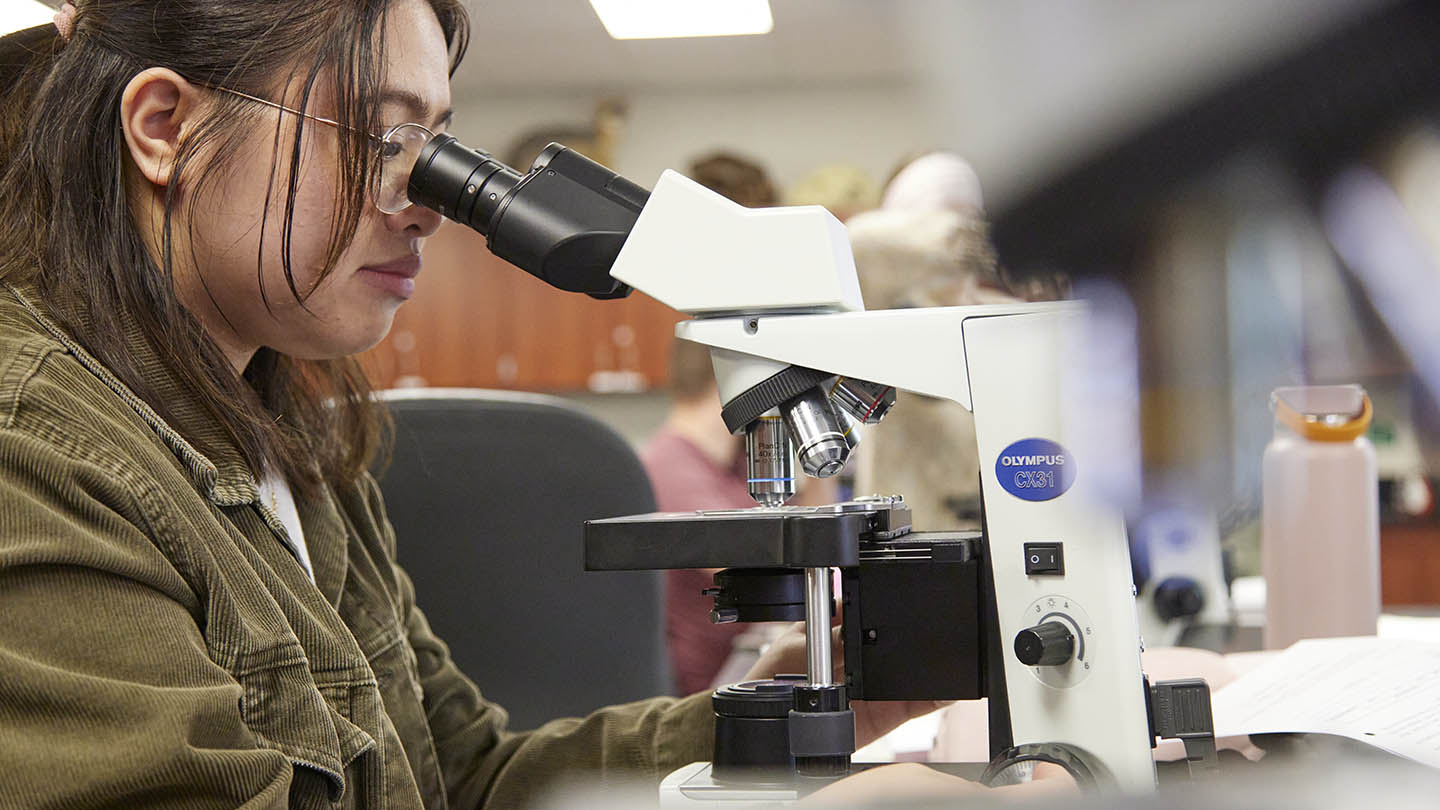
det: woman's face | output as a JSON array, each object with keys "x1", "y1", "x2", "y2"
[{"x1": 178, "y1": 0, "x2": 451, "y2": 370}]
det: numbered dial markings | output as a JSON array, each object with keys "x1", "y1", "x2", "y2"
[{"x1": 1017, "y1": 595, "x2": 1095, "y2": 688}]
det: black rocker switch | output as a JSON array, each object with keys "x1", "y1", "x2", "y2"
[{"x1": 1024, "y1": 542, "x2": 1064, "y2": 575}]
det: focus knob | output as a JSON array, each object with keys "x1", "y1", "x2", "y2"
[
  {"x1": 1153, "y1": 576, "x2": 1205, "y2": 622},
  {"x1": 1014, "y1": 621, "x2": 1075, "y2": 667}
]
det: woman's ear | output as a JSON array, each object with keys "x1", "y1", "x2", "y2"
[{"x1": 120, "y1": 68, "x2": 205, "y2": 187}]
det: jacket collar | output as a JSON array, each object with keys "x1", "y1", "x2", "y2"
[{"x1": 7, "y1": 281, "x2": 260, "y2": 507}]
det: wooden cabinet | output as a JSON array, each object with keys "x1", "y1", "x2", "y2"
[
  {"x1": 1381, "y1": 521, "x2": 1440, "y2": 606},
  {"x1": 361, "y1": 223, "x2": 685, "y2": 391}
]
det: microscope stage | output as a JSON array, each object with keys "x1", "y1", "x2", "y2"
[{"x1": 584, "y1": 499, "x2": 969, "y2": 571}]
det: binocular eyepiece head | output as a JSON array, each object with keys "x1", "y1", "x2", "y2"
[{"x1": 407, "y1": 136, "x2": 648, "y2": 299}]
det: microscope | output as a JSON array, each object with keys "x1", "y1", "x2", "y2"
[
  {"x1": 1132, "y1": 506, "x2": 1234, "y2": 649},
  {"x1": 406, "y1": 138, "x2": 1218, "y2": 801}
]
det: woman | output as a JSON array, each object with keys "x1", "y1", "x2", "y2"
[{"x1": 0, "y1": 2, "x2": 970, "y2": 808}]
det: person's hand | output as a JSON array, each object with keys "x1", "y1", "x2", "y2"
[
  {"x1": 741, "y1": 622, "x2": 949, "y2": 749},
  {"x1": 801, "y1": 761, "x2": 1078, "y2": 805},
  {"x1": 741, "y1": 620, "x2": 809, "y2": 682}
]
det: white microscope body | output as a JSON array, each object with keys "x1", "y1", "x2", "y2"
[{"x1": 608, "y1": 171, "x2": 1159, "y2": 797}]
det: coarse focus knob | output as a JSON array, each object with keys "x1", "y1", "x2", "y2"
[
  {"x1": 1014, "y1": 621, "x2": 1075, "y2": 667},
  {"x1": 1153, "y1": 576, "x2": 1206, "y2": 622}
]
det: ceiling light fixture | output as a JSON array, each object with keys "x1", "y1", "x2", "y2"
[
  {"x1": 588, "y1": 0, "x2": 773, "y2": 40},
  {"x1": 0, "y1": 0, "x2": 56, "y2": 37}
]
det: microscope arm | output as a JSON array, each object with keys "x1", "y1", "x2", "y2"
[{"x1": 674, "y1": 303, "x2": 1074, "y2": 411}]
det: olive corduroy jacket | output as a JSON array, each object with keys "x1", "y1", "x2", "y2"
[{"x1": 0, "y1": 281, "x2": 711, "y2": 809}]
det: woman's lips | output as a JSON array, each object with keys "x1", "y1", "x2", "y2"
[{"x1": 358, "y1": 255, "x2": 421, "y2": 299}]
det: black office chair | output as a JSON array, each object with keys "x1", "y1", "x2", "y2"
[{"x1": 376, "y1": 388, "x2": 670, "y2": 729}]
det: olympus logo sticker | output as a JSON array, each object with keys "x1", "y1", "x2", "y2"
[{"x1": 995, "y1": 438, "x2": 1076, "y2": 502}]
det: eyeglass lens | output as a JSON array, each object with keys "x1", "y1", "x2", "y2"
[{"x1": 376, "y1": 123, "x2": 434, "y2": 214}]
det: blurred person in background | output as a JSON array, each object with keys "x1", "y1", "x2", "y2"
[
  {"x1": 643, "y1": 151, "x2": 838, "y2": 695},
  {"x1": 846, "y1": 151, "x2": 1064, "y2": 530},
  {"x1": 688, "y1": 150, "x2": 779, "y2": 212},
  {"x1": 784, "y1": 161, "x2": 881, "y2": 222},
  {"x1": 641, "y1": 337, "x2": 756, "y2": 694}
]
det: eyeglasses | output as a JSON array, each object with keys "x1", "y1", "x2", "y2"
[{"x1": 208, "y1": 85, "x2": 433, "y2": 215}]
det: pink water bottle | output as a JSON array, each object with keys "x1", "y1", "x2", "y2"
[{"x1": 1261, "y1": 385, "x2": 1380, "y2": 650}]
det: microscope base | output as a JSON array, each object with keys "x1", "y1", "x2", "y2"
[{"x1": 659, "y1": 762, "x2": 991, "y2": 807}]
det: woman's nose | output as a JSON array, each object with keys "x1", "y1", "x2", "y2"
[{"x1": 388, "y1": 201, "x2": 444, "y2": 238}]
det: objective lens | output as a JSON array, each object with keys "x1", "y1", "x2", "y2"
[
  {"x1": 830, "y1": 378, "x2": 896, "y2": 424},
  {"x1": 783, "y1": 386, "x2": 851, "y2": 478},
  {"x1": 834, "y1": 404, "x2": 862, "y2": 453},
  {"x1": 746, "y1": 415, "x2": 795, "y2": 507}
]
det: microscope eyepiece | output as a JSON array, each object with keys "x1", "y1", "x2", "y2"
[
  {"x1": 406, "y1": 136, "x2": 645, "y2": 299},
  {"x1": 408, "y1": 134, "x2": 521, "y2": 231}
]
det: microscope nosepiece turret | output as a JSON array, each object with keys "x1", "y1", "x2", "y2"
[{"x1": 727, "y1": 369, "x2": 866, "y2": 506}]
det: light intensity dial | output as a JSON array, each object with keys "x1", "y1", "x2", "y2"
[{"x1": 1017, "y1": 594, "x2": 1094, "y2": 687}]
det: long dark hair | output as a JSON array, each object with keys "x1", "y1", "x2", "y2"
[{"x1": 0, "y1": 1, "x2": 469, "y2": 495}]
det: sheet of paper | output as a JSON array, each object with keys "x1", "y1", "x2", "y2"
[
  {"x1": 1212, "y1": 636, "x2": 1440, "y2": 768},
  {"x1": 853, "y1": 706, "x2": 946, "y2": 762},
  {"x1": 1379, "y1": 612, "x2": 1440, "y2": 643}
]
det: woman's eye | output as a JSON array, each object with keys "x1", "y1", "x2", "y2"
[{"x1": 379, "y1": 141, "x2": 403, "y2": 160}]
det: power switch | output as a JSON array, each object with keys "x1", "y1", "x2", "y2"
[{"x1": 1024, "y1": 543, "x2": 1064, "y2": 575}]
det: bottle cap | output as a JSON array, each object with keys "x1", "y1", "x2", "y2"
[{"x1": 1271, "y1": 385, "x2": 1372, "y2": 442}]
